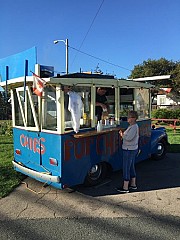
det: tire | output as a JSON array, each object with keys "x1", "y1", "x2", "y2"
[
  {"x1": 84, "y1": 162, "x2": 107, "y2": 186},
  {"x1": 152, "y1": 139, "x2": 167, "y2": 160}
]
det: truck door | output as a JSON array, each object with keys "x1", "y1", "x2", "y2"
[{"x1": 12, "y1": 86, "x2": 42, "y2": 168}]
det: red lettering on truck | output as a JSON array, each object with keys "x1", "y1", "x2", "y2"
[{"x1": 20, "y1": 134, "x2": 46, "y2": 154}]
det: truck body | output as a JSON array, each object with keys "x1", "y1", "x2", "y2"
[{"x1": 0, "y1": 71, "x2": 168, "y2": 189}]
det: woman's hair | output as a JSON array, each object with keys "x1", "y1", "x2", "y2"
[{"x1": 128, "y1": 110, "x2": 138, "y2": 119}]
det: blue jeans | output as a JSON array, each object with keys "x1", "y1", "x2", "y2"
[{"x1": 122, "y1": 149, "x2": 138, "y2": 181}]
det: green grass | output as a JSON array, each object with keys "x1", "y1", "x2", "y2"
[
  {"x1": 0, "y1": 127, "x2": 179, "y2": 198},
  {"x1": 153, "y1": 123, "x2": 180, "y2": 152},
  {"x1": 166, "y1": 128, "x2": 180, "y2": 153},
  {"x1": 0, "y1": 135, "x2": 25, "y2": 198}
]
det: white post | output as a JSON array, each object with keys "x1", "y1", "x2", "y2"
[
  {"x1": 65, "y1": 39, "x2": 69, "y2": 74},
  {"x1": 54, "y1": 39, "x2": 69, "y2": 74}
]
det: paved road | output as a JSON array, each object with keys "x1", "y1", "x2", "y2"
[{"x1": 0, "y1": 153, "x2": 180, "y2": 239}]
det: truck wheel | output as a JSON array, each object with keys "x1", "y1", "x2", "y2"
[
  {"x1": 152, "y1": 139, "x2": 167, "y2": 160},
  {"x1": 84, "y1": 163, "x2": 107, "y2": 186}
]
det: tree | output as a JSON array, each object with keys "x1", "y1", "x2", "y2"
[
  {"x1": 0, "y1": 91, "x2": 11, "y2": 120},
  {"x1": 169, "y1": 63, "x2": 180, "y2": 102},
  {"x1": 129, "y1": 58, "x2": 180, "y2": 103}
]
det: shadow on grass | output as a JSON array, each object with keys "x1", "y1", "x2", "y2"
[
  {"x1": 167, "y1": 144, "x2": 180, "y2": 153},
  {"x1": 0, "y1": 142, "x2": 13, "y2": 145},
  {"x1": 0, "y1": 166, "x2": 26, "y2": 198}
]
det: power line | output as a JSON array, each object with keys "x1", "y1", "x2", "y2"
[
  {"x1": 69, "y1": 45, "x2": 132, "y2": 72},
  {"x1": 71, "y1": 0, "x2": 105, "y2": 66},
  {"x1": 78, "y1": 0, "x2": 105, "y2": 52},
  {"x1": 68, "y1": 0, "x2": 131, "y2": 73}
]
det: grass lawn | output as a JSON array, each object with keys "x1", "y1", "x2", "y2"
[
  {"x1": 0, "y1": 127, "x2": 179, "y2": 198},
  {"x1": 161, "y1": 128, "x2": 180, "y2": 153},
  {"x1": 0, "y1": 135, "x2": 25, "y2": 198}
]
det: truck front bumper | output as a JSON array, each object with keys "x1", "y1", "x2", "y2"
[{"x1": 12, "y1": 161, "x2": 60, "y2": 183}]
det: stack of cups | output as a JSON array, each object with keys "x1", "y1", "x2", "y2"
[{"x1": 105, "y1": 119, "x2": 109, "y2": 126}]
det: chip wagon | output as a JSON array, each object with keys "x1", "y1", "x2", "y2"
[{"x1": 0, "y1": 71, "x2": 168, "y2": 189}]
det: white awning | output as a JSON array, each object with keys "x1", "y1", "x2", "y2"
[{"x1": 129, "y1": 75, "x2": 171, "y2": 82}]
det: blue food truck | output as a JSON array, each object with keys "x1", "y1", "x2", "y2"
[{"x1": 0, "y1": 63, "x2": 168, "y2": 189}]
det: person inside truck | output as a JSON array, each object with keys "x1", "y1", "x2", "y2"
[{"x1": 95, "y1": 87, "x2": 109, "y2": 121}]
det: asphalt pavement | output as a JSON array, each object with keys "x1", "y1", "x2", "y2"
[{"x1": 0, "y1": 153, "x2": 180, "y2": 240}]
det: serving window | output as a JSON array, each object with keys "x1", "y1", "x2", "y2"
[
  {"x1": 119, "y1": 88, "x2": 134, "y2": 119},
  {"x1": 119, "y1": 87, "x2": 150, "y2": 120},
  {"x1": 64, "y1": 86, "x2": 91, "y2": 131},
  {"x1": 135, "y1": 88, "x2": 150, "y2": 119}
]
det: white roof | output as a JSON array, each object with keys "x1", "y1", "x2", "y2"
[{"x1": 0, "y1": 76, "x2": 154, "y2": 89}]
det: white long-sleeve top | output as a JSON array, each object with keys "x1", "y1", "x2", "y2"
[
  {"x1": 122, "y1": 123, "x2": 139, "y2": 150},
  {"x1": 68, "y1": 91, "x2": 83, "y2": 133}
]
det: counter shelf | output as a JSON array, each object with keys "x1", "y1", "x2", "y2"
[{"x1": 73, "y1": 127, "x2": 125, "y2": 138}]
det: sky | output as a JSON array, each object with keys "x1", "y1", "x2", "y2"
[{"x1": 1, "y1": 0, "x2": 180, "y2": 79}]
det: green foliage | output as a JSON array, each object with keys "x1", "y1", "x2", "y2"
[
  {"x1": 129, "y1": 58, "x2": 176, "y2": 79},
  {"x1": 170, "y1": 63, "x2": 180, "y2": 97},
  {"x1": 0, "y1": 91, "x2": 11, "y2": 120},
  {"x1": 152, "y1": 109, "x2": 180, "y2": 119},
  {"x1": 0, "y1": 120, "x2": 13, "y2": 135},
  {"x1": 129, "y1": 58, "x2": 180, "y2": 101}
]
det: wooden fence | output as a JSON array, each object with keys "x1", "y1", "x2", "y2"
[{"x1": 151, "y1": 118, "x2": 180, "y2": 132}]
